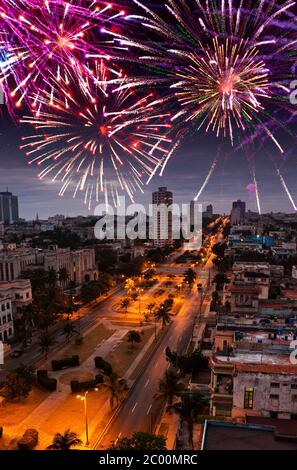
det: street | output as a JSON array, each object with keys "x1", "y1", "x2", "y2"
[{"x1": 96, "y1": 256, "x2": 214, "y2": 448}]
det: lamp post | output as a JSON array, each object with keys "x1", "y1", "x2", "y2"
[
  {"x1": 191, "y1": 284, "x2": 204, "y2": 341},
  {"x1": 198, "y1": 286, "x2": 204, "y2": 323},
  {"x1": 77, "y1": 388, "x2": 98, "y2": 446},
  {"x1": 137, "y1": 288, "x2": 143, "y2": 315}
]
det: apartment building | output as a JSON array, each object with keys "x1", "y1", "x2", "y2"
[
  {"x1": 0, "y1": 279, "x2": 32, "y2": 315},
  {"x1": 0, "y1": 294, "x2": 13, "y2": 342},
  {"x1": 210, "y1": 327, "x2": 297, "y2": 420}
]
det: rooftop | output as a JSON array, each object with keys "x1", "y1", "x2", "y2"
[
  {"x1": 201, "y1": 421, "x2": 297, "y2": 450},
  {"x1": 229, "y1": 286, "x2": 260, "y2": 294},
  {"x1": 213, "y1": 351, "x2": 294, "y2": 369}
]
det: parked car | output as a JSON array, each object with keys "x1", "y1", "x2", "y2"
[{"x1": 9, "y1": 349, "x2": 23, "y2": 358}]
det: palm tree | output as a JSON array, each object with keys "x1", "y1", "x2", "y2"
[
  {"x1": 127, "y1": 330, "x2": 141, "y2": 348},
  {"x1": 58, "y1": 267, "x2": 69, "y2": 290},
  {"x1": 47, "y1": 268, "x2": 58, "y2": 287},
  {"x1": 183, "y1": 268, "x2": 197, "y2": 286},
  {"x1": 120, "y1": 297, "x2": 130, "y2": 315},
  {"x1": 146, "y1": 302, "x2": 155, "y2": 318},
  {"x1": 47, "y1": 429, "x2": 82, "y2": 450},
  {"x1": 170, "y1": 392, "x2": 207, "y2": 449},
  {"x1": 100, "y1": 373, "x2": 129, "y2": 410},
  {"x1": 155, "y1": 368, "x2": 185, "y2": 406},
  {"x1": 17, "y1": 304, "x2": 35, "y2": 347},
  {"x1": 131, "y1": 291, "x2": 138, "y2": 302},
  {"x1": 154, "y1": 303, "x2": 171, "y2": 328},
  {"x1": 38, "y1": 332, "x2": 55, "y2": 359},
  {"x1": 61, "y1": 319, "x2": 78, "y2": 343}
]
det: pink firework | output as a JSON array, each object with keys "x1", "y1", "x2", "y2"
[{"x1": 0, "y1": 0, "x2": 126, "y2": 112}]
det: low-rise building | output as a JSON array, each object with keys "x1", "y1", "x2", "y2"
[
  {"x1": 0, "y1": 279, "x2": 32, "y2": 315},
  {"x1": 0, "y1": 246, "x2": 98, "y2": 286},
  {"x1": 229, "y1": 285, "x2": 260, "y2": 314},
  {"x1": 271, "y1": 246, "x2": 296, "y2": 260},
  {"x1": 210, "y1": 327, "x2": 297, "y2": 421},
  {"x1": 0, "y1": 294, "x2": 13, "y2": 342}
]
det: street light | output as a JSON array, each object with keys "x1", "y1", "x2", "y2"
[
  {"x1": 76, "y1": 388, "x2": 98, "y2": 446},
  {"x1": 137, "y1": 287, "x2": 144, "y2": 315}
]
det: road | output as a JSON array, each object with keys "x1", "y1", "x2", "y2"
[{"x1": 96, "y1": 256, "x2": 214, "y2": 449}]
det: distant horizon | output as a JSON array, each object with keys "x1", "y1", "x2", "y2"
[{"x1": 2, "y1": 190, "x2": 297, "y2": 223}]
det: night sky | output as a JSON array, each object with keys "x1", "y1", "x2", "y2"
[
  {"x1": 1, "y1": 114, "x2": 296, "y2": 219},
  {"x1": 0, "y1": 0, "x2": 297, "y2": 220}
]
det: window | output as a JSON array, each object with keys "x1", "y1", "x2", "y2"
[
  {"x1": 291, "y1": 384, "x2": 297, "y2": 389},
  {"x1": 7, "y1": 314, "x2": 11, "y2": 322},
  {"x1": 244, "y1": 387, "x2": 254, "y2": 409},
  {"x1": 271, "y1": 383, "x2": 280, "y2": 388},
  {"x1": 292, "y1": 395, "x2": 297, "y2": 402},
  {"x1": 269, "y1": 394, "x2": 279, "y2": 400}
]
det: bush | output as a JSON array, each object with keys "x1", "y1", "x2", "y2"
[
  {"x1": 70, "y1": 374, "x2": 103, "y2": 393},
  {"x1": 75, "y1": 335, "x2": 83, "y2": 346},
  {"x1": 94, "y1": 357, "x2": 113, "y2": 376},
  {"x1": 37, "y1": 370, "x2": 57, "y2": 392},
  {"x1": 17, "y1": 428, "x2": 38, "y2": 450},
  {"x1": 51, "y1": 355, "x2": 80, "y2": 371}
]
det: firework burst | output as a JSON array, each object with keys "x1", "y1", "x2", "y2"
[
  {"x1": 0, "y1": 0, "x2": 127, "y2": 112},
  {"x1": 19, "y1": 61, "x2": 172, "y2": 208},
  {"x1": 102, "y1": 0, "x2": 297, "y2": 154}
]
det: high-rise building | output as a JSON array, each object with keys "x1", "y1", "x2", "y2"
[
  {"x1": 232, "y1": 200, "x2": 246, "y2": 220},
  {"x1": 152, "y1": 187, "x2": 173, "y2": 247},
  {"x1": 0, "y1": 190, "x2": 19, "y2": 225},
  {"x1": 206, "y1": 204, "x2": 213, "y2": 217},
  {"x1": 230, "y1": 207, "x2": 242, "y2": 226}
]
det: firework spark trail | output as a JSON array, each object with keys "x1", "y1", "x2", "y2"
[
  {"x1": 276, "y1": 167, "x2": 297, "y2": 211},
  {"x1": 252, "y1": 167, "x2": 262, "y2": 215},
  {"x1": 194, "y1": 153, "x2": 218, "y2": 201},
  {"x1": 19, "y1": 62, "x2": 173, "y2": 205}
]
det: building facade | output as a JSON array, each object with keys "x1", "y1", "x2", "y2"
[
  {"x1": 152, "y1": 187, "x2": 173, "y2": 247},
  {"x1": 0, "y1": 246, "x2": 98, "y2": 285},
  {"x1": 0, "y1": 279, "x2": 32, "y2": 315},
  {"x1": 0, "y1": 191, "x2": 19, "y2": 225},
  {"x1": 232, "y1": 200, "x2": 246, "y2": 220},
  {"x1": 0, "y1": 294, "x2": 13, "y2": 342}
]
